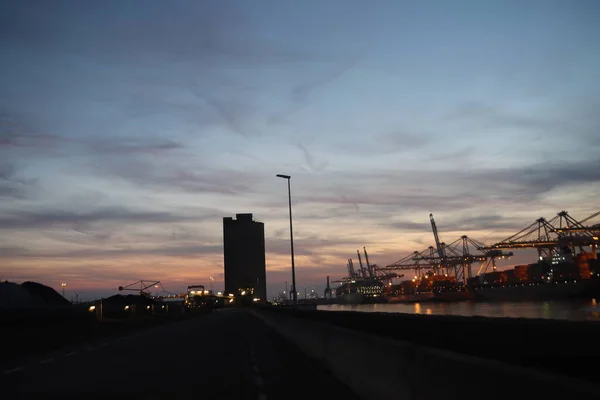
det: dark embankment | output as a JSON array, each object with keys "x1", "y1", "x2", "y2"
[
  {"x1": 0, "y1": 282, "x2": 211, "y2": 365},
  {"x1": 262, "y1": 307, "x2": 600, "y2": 383}
]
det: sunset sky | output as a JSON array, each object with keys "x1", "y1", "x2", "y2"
[{"x1": 1, "y1": 1, "x2": 599, "y2": 300}]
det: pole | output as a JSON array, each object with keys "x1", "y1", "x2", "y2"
[{"x1": 286, "y1": 178, "x2": 298, "y2": 305}]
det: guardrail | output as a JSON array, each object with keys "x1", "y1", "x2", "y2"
[{"x1": 254, "y1": 309, "x2": 600, "y2": 400}]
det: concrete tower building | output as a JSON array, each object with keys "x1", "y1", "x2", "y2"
[{"x1": 223, "y1": 213, "x2": 266, "y2": 301}]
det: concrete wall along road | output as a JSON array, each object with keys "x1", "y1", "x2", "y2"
[{"x1": 254, "y1": 310, "x2": 600, "y2": 400}]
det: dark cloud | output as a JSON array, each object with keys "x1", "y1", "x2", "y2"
[
  {"x1": 380, "y1": 131, "x2": 431, "y2": 151},
  {"x1": 291, "y1": 58, "x2": 361, "y2": 104},
  {"x1": 0, "y1": 243, "x2": 223, "y2": 260},
  {"x1": 388, "y1": 215, "x2": 528, "y2": 235},
  {"x1": 296, "y1": 143, "x2": 328, "y2": 172},
  {"x1": 89, "y1": 138, "x2": 184, "y2": 156},
  {"x1": 447, "y1": 101, "x2": 556, "y2": 132},
  {"x1": 0, "y1": 246, "x2": 30, "y2": 257},
  {"x1": 267, "y1": 232, "x2": 368, "y2": 259},
  {"x1": 1, "y1": 113, "x2": 185, "y2": 156},
  {"x1": 0, "y1": 113, "x2": 73, "y2": 157},
  {"x1": 0, "y1": 207, "x2": 220, "y2": 230},
  {"x1": 445, "y1": 100, "x2": 600, "y2": 158},
  {"x1": 0, "y1": 163, "x2": 38, "y2": 199},
  {"x1": 387, "y1": 221, "x2": 431, "y2": 232},
  {"x1": 95, "y1": 159, "x2": 261, "y2": 196},
  {"x1": 299, "y1": 157, "x2": 600, "y2": 212},
  {"x1": 1, "y1": 1, "x2": 333, "y2": 66}
]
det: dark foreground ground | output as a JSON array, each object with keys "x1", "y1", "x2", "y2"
[
  {"x1": 1, "y1": 309, "x2": 358, "y2": 399},
  {"x1": 271, "y1": 307, "x2": 600, "y2": 384}
]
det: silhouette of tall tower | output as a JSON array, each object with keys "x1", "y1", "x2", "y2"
[{"x1": 223, "y1": 213, "x2": 266, "y2": 301}]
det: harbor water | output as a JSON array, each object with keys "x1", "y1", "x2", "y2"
[{"x1": 318, "y1": 298, "x2": 600, "y2": 321}]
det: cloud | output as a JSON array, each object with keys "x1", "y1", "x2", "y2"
[
  {"x1": 446, "y1": 101, "x2": 556, "y2": 132},
  {"x1": 296, "y1": 143, "x2": 328, "y2": 172},
  {"x1": 388, "y1": 214, "x2": 527, "y2": 236},
  {"x1": 0, "y1": 113, "x2": 74, "y2": 157},
  {"x1": 0, "y1": 163, "x2": 38, "y2": 199},
  {"x1": 4, "y1": 243, "x2": 223, "y2": 260},
  {"x1": 1, "y1": 112, "x2": 186, "y2": 156},
  {"x1": 96, "y1": 160, "x2": 262, "y2": 195},
  {"x1": 267, "y1": 234, "x2": 367, "y2": 258},
  {"x1": 380, "y1": 131, "x2": 431, "y2": 151},
  {"x1": 299, "y1": 156, "x2": 600, "y2": 211},
  {"x1": 0, "y1": 207, "x2": 219, "y2": 230},
  {"x1": 89, "y1": 138, "x2": 184, "y2": 156},
  {"x1": 291, "y1": 58, "x2": 361, "y2": 103}
]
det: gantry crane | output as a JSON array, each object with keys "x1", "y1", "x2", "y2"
[
  {"x1": 482, "y1": 211, "x2": 599, "y2": 260},
  {"x1": 334, "y1": 247, "x2": 401, "y2": 285},
  {"x1": 382, "y1": 214, "x2": 512, "y2": 283},
  {"x1": 118, "y1": 280, "x2": 163, "y2": 297}
]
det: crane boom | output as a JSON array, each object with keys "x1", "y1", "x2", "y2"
[
  {"x1": 357, "y1": 250, "x2": 367, "y2": 278},
  {"x1": 430, "y1": 213, "x2": 446, "y2": 259},
  {"x1": 363, "y1": 247, "x2": 375, "y2": 278}
]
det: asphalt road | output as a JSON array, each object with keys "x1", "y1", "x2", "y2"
[{"x1": 1, "y1": 308, "x2": 359, "y2": 399}]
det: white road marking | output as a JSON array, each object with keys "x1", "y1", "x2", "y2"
[
  {"x1": 3, "y1": 367, "x2": 24, "y2": 375},
  {"x1": 39, "y1": 358, "x2": 54, "y2": 364},
  {"x1": 66, "y1": 351, "x2": 77, "y2": 357},
  {"x1": 249, "y1": 344, "x2": 266, "y2": 399}
]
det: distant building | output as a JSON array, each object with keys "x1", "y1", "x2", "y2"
[{"x1": 223, "y1": 213, "x2": 266, "y2": 302}]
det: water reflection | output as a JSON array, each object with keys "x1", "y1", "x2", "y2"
[{"x1": 318, "y1": 298, "x2": 600, "y2": 321}]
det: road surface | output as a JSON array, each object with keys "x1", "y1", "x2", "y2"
[{"x1": 2, "y1": 308, "x2": 358, "y2": 399}]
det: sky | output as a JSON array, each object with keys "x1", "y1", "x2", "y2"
[{"x1": 1, "y1": 0, "x2": 599, "y2": 301}]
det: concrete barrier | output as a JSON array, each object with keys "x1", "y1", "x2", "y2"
[{"x1": 254, "y1": 310, "x2": 600, "y2": 400}]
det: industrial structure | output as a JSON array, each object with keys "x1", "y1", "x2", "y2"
[
  {"x1": 223, "y1": 213, "x2": 267, "y2": 302},
  {"x1": 379, "y1": 210, "x2": 599, "y2": 301},
  {"x1": 333, "y1": 247, "x2": 402, "y2": 303}
]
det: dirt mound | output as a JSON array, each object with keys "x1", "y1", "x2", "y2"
[
  {"x1": 0, "y1": 281, "x2": 37, "y2": 307},
  {"x1": 21, "y1": 281, "x2": 71, "y2": 306}
]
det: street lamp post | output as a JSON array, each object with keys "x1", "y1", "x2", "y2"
[
  {"x1": 61, "y1": 282, "x2": 67, "y2": 298},
  {"x1": 276, "y1": 174, "x2": 297, "y2": 305}
]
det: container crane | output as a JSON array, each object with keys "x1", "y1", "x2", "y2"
[
  {"x1": 430, "y1": 213, "x2": 449, "y2": 275},
  {"x1": 356, "y1": 250, "x2": 368, "y2": 278},
  {"x1": 363, "y1": 247, "x2": 375, "y2": 279}
]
